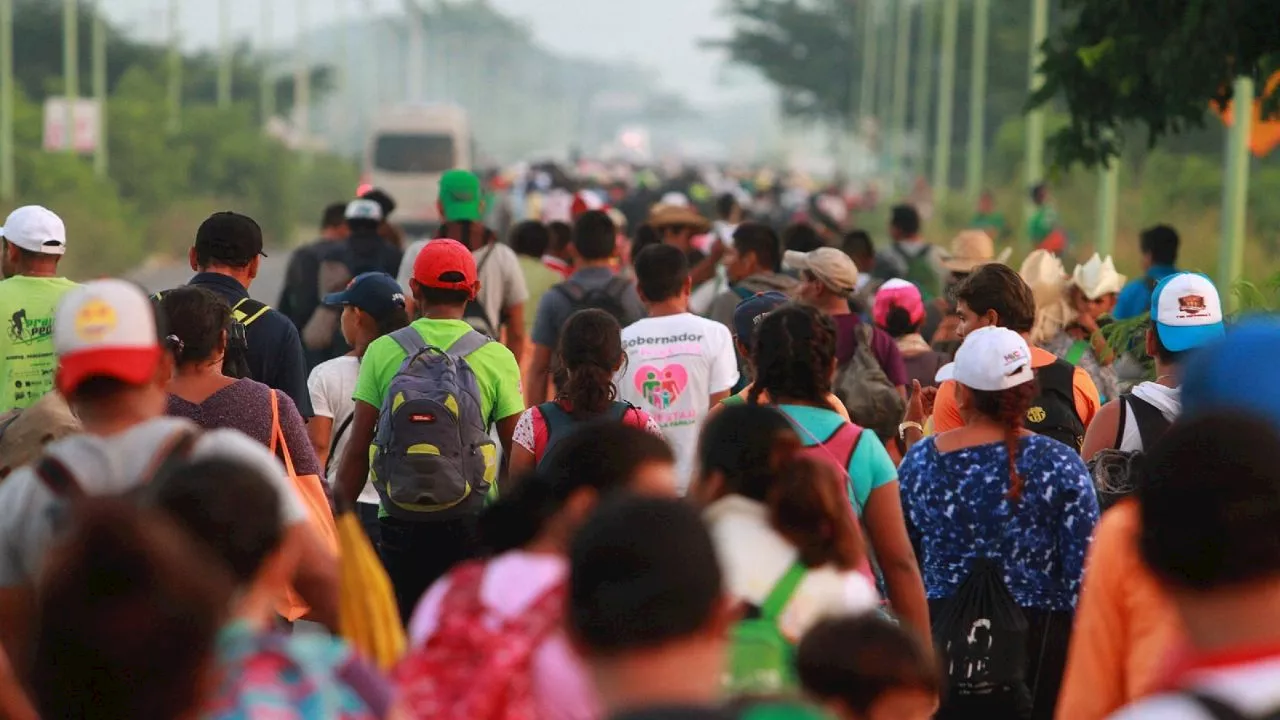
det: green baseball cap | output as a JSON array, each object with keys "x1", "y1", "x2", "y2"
[{"x1": 438, "y1": 169, "x2": 483, "y2": 222}]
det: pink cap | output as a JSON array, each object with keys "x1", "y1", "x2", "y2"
[{"x1": 873, "y1": 279, "x2": 926, "y2": 329}]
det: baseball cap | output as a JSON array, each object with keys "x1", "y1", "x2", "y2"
[
  {"x1": 323, "y1": 271, "x2": 406, "y2": 321},
  {"x1": 438, "y1": 169, "x2": 483, "y2": 222},
  {"x1": 1151, "y1": 272, "x2": 1225, "y2": 353},
  {"x1": 784, "y1": 247, "x2": 859, "y2": 295},
  {"x1": 195, "y1": 212, "x2": 267, "y2": 266},
  {"x1": 344, "y1": 198, "x2": 384, "y2": 223},
  {"x1": 54, "y1": 279, "x2": 163, "y2": 395},
  {"x1": 732, "y1": 291, "x2": 789, "y2": 341},
  {"x1": 411, "y1": 239, "x2": 478, "y2": 297},
  {"x1": 1182, "y1": 320, "x2": 1280, "y2": 431},
  {"x1": 0, "y1": 205, "x2": 67, "y2": 255},
  {"x1": 874, "y1": 278, "x2": 925, "y2": 328},
  {"x1": 935, "y1": 326, "x2": 1035, "y2": 391}
]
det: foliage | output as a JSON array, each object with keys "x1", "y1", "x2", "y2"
[{"x1": 1032, "y1": 0, "x2": 1280, "y2": 170}]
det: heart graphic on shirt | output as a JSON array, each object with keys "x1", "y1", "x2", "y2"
[{"x1": 634, "y1": 364, "x2": 689, "y2": 411}]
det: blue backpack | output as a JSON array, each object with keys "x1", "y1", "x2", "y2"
[
  {"x1": 371, "y1": 328, "x2": 498, "y2": 521},
  {"x1": 536, "y1": 401, "x2": 632, "y2": 470}
]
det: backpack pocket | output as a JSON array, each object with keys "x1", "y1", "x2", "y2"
[{"x1": 375, "y1": 395, "x2": 492, "y2": 514}]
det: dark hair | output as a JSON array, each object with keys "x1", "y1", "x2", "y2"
[
  {"x1": 573, "y1": 210, "x2": 617, "y2": 261},
  {"x1": 375, "y1": 305, "x2": 412, "y2": 338},
  {"x1": 733, "y1": 222, "x2": 782, "y2": 272},
  {"x1": 415, "y1": 284, "x2": 472, "y2": 308},
  {"x1": 1030, "y1": 182, "x2": 1048, "y2": 204},
  {"x1": 797, "y1": 614, "x2": 941, "y2": 715},
  {"x1": 883, "y1": 305, "x2": 921, "y2": 338},
  {"x1": 321, "y1": 202, "x2": 347, "y2": 230},
  {"x1": 435, "y1": 220, "x2": 494, "y2": 251},
  {"x1": 635, "y1": 244, "x2": 689, "y2": 303},
  {"x1": 716, "y1": 192, "x2": 739, "y2": 220},
  {"x1": 482, "y1": 424, "x2": 673, "y2": 554},
  {"x1": 954, "y1": 263, "x2": 1037, "y2": 334},
  {"x1": 750, "y1": 303, "x2": 839, "y2": 407},
  {"x1": 149, "y1": 458, "x2": 283, "y2": 585},
  {"x1": 699, "y1": 404, "x2": 800, "y2": 501},
  {"x1": 768, "y1": 457, "x2": 865, "y2": 570},
  {"x1": 156, "y1": 286, "x2": 249, "y2": 378},
  {"x1": 32, "y1": 500, "x2": 232, "y2": 720},
  {"x1": 1140, "y1": 224, "x2": 1180, "y2": 266},
  {"x1": 1139, "y1": 413, "x2": 1280, "y2": 591},
  {"x1": 548, "y1": 221, "x2": 573, "y2": 252},
  {"x1": 568, "y1": 496, "x2": 722, "y2": 655},
  {"x1": 842, "y1": 230, "x2": 874, "y2": 262},
  {"x1": 1150, "y1": 325, "x2": 1187, "y2": 366},
  {"x1": 557, "y1": 309, "x2": 624, "y2": 416},
  {"x1": 631, "y1": 223, "x2": 660, "y2": 259},
  {"x1": 967, "y1": 382, "x2": 1038, "y2": 500},
  {"x1": 890, "y1": 205, "x2": 921, "y2": 237},
  {"x1": 783, "y1": 223, "x2": 823, "y2": 254},
  {"x1": 510, "y1": 220, "x2": 551, "y2": 259}
]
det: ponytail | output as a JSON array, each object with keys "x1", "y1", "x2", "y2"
[{"x1": 556, "y1": 309, "x2": 623, "y2": 416}]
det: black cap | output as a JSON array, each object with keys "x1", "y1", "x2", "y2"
[
  {"x1": 195, "y1": 212, "x2": 267, "y2": 266},
  {"x1": 360, "y1": 188, "x2": 396, "y2": 219}
]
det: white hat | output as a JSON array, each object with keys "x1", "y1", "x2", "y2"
[
  {"x1": 935, "y1": 326, "x2": 1036, "y2": 392},
  {"x1": 1151, "y1": 272, "x2": 1225, "y2": 353},
  {"x1": 1071, "y1": 253, "x2": 1127, "y2": 300},
  {"x1": 0, "y1": 205, "x2": 67, "y2": 256},
  {"x1": 344, "y1": 198, "x2": 384, "y2": 223},
  {"x1": 54, "y1": 279, "x2": 163, "y2": 395},
  {"x1": 784, "y1": 247, "x2": 859, "y2": 295}
]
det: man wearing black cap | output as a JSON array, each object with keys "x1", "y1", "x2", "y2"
[{"x1": 186, "y1": 211, "x2": 313, "y2": 417}]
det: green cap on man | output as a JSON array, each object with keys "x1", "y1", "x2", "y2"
[{"x1": 437, "y1": 169, "x2": 484, "y2": 222}]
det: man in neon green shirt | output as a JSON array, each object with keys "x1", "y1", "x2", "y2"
[
  {"x1": 0, "y1": 206, "x2": 78, "y2": 412},
  {"x1": 337, "y1": 237, "x2": 524, "y2": 617}
]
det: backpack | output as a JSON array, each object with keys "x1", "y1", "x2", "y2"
[
  {"x1": 394, "y1": 561, "x2": 565, "y2": 720},
  {"x1": 371, "y1": 328, "x2": 498, "y2": 521},
  {"x1": 35, "y1": 428, "x2": 199, "y2": 520},
  {"x1": 301, "y1": 255, "x2": 355, "y2": 352},
  {"x1": 1182, "y1": 692, "x2": 1280, "y2": 720},
  {"x1": 891, "y1": 244, "x2": 941, "y2": 300},
  {"x1": 726, "y1": 561, "x2": 808, "y2": 695},
  {"x1": 832, "y1": 324, "x2": 906, "y2": 441},
  {"x1": 462, "y1": 245, "x2": 500, "y2": 339},
  {"x1": 1025, "y1": 360, "x2": 1085, "y2": 451},
  {"x1": 1088, "y1": 393, "x2": 1173, "y2": 511},
  {"x1": 552, "y1": 276, "x2": 639, "y2": 328},
  {"x1": 933, "y1": 558, "x2": 1033, "y2": 717},
  {"x1": 535, "y1": 400, "x2": 632, "y2": 470}
]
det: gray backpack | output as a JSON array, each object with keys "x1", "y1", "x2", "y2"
[
  {"x1": 832, "y1": 323, "x2": 906, "y2": 441},
  {"x1": 372, "y1": 327, "x2": 498, "y2": 521}
]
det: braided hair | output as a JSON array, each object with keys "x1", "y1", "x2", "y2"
[
  {"x1": 748, "y1": 303, "x2": 839, "y2": 408},
  {"x1": 557, "y1": 309, "x2": 623, "y2": 416},
  {"x1": 968, "y1": 382, "x2": 1039, "y2": 500}
]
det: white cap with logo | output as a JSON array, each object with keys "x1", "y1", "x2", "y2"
[
  {"x1": 0, "y1": 206, "x2": 67, "y2": 256},
  {"x1": 1151, "y1": 272, "x2": 1226, "y2": 353},
  {"x1": 935, "y1": 326, "x2": 1036, "y2": 392},
  {"x1": 54, "y1": 279, "x2": 163, "y2": 395}
]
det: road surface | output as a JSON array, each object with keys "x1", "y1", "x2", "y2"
[{"x1": 128, "y1": 252, "x2": 295, "y2": 306}]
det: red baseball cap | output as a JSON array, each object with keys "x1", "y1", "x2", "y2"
[{"x1": 412, "y1": 239, "x2": 478, "y2": 298}]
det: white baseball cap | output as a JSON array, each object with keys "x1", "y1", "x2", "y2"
[
  {"x1": 0, "y1": 205, "x2": 67, "y2": 256},
  {"x1": 344, "y1": 198, "x2": 384, "y2": 223},
  {"x1": 935, "y1": 326, "x2": 1036, "y2": 391},
  {"x1": 54, "y1": 279, "x2": 163, "y2": 395},
  {"x1": 784, "y1": 247, "x2": 859, "y2": 295},
  {"x1": 1151, "y1": 272, "x2": 1225, "y2": 352}
]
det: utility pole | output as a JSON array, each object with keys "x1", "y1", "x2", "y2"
[
  {"x1": 1219, "y1": 75, "x2": 1254, "y2": 297},
  {"x1": 913, "y1": 0, "x2": 936, "y2": 175},
  {"x1": 930, "y1": 0, "x2": 958, "y2": 210},
  {"x1": 964, "y1": 0, "x2": 990, "y2": 206},
  {"x1": 217, "y1": 0, "x2": 231, "y2": 109},
  {"x1": 92, "y1": 0, "x2": 106, "y2": 176},
  {"x1": 1095, "y1": 158, "x2": 1119, "y2": 257},
  {"x1": 1025, "y1": 0, "x2": 1049, "y2": 219},
  {"x1": 888, "y1": 0, "x2": 911, "y2": 193},
  {"x1": 166, "y1": 0, "x2": 180, "y2": 133},
  {"x1": 260, "y1": 0, "x2": 274, "y2": 123},
  {"x1": 63, "y1": 0, "x2": 78, "y2": 151},
  {"x1": 0, "y1": 0, "x2": 12, "y2": 201}
]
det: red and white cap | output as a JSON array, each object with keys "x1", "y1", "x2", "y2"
[
  {"x1": 571, "y1": 190, "x2": 608, "y2": 218},
  {"x1": 54, "y1": 279, "x2": 163, "y2": 395},
  {"x1": 935, "y1": 326, "x2": 1035, "y2": 392}
]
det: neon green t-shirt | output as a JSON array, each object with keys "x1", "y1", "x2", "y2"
[
  {"x1": 0, "y1": 275, "x2": 79, "y2": 412},
  {"x1": 352, "y1": 318, "x2": 525, "y2": 426}
]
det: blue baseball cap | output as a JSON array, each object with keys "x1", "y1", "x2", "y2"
[
  {"x1": 1183, "y1": 319, "x2": 1280, "y2": 430},
  {"x1": 732, "y1": 291, "x2": 790, "y2": 342},
  {"x1": 1150, "y1": 272, "x2": 1225, "y2": 353},
  {"x1": 323, "y1": 272, "x2": 406, "y2": 320}
]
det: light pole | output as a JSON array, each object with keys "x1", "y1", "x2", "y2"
[
  {"x1": 913, "y1": 0, "x2": 936, "y2": 174},
  {"x1": 1219, "y1": 76, "x2": 1254, "y2": 297},
  {"x1": 930, "y1": 0, "x2": 958, "y2": 210},
  {"x1": 1025, "y1": 0, "x2": 1049, "y2": 221},
  {"x1": 888, "y1": 0, "x2": 911, "y2": 192},
  {"x1": 964, "y1": 0, "x2": 990, "y2": 207}
]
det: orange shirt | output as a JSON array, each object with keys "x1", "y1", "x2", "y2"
[
  {"x1": 1055, "y1": 500, "x2": 1187, "y2": 719},
  {"x1": 931, "y1": 346, "x2": 1100, "y2": 434}
]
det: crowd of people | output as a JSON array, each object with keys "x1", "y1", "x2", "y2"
[{"x1": 0, "y1": 161, "x2": 1274, "y2": 720}]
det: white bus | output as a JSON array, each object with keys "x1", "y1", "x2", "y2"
[{"x1": 363, "y1": 104, "x2": 473, "y2": 236}]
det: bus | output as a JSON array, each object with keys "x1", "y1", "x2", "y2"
[{"x1": 363, "y1": 104, "x2": 473, "y2": 237}]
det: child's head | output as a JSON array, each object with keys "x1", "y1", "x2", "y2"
[
  {"x1": 797, "y1": 615, "x2": 940, "y2": 720},
  {"x1": 557, "y1": 309, "x2": 624, "y2": 415}
]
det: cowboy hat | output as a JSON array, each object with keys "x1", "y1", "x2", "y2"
[
  {"x1": 1071, "y1": 253, "x2": 1127, "y2": 300},
  {"x1": 942, "y1": 229, "x2": 1013, "y2": 272},
  {"x1": 1019, "y1": 249, "x2": 1069, "y2": 309}
]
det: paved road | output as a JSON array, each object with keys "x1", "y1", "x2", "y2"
[{"x1": 128, "y1": 251, "x2": 295, "y2": 306}]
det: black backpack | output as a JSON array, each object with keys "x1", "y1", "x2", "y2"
[
  {"x1": 1089, "y1": 393, "x2": 1173, "y2": 511},
  {"x1": 1025, "y1": 360, "x2": 1086, "y2": 451},
  {"x1": 552, "y1": 277, "x2": 639, "y2": 329},
  {"x1": 536, "y1": 401, "x2": 633, "y2": 470}
]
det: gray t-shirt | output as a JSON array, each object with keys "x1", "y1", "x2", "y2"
[
  {"x1": 0, "y1": 417, "x2": 307, "y2": 587},
  {"x1": 531, "y1": 266, "x2": 647, "y2": 350}
]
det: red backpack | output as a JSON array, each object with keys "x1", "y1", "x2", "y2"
[{"x1": 393, "y1": 562, "x2": 566, "y2": 720}]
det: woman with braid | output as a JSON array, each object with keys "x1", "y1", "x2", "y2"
[
  {"x1": 897, "y1": 326, "x2": 1098, "y2": 720},
  {"x1": 748, "y1": 303, "x2": 930, "y2": 642}
]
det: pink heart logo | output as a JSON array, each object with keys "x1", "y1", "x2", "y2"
[{"x1": 633, "y1": 364, "x2": 689, "y2": 410}]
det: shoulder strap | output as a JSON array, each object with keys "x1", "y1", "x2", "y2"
[
  {"x1": 35, "y1": 456, "x2": 85, "y2": 500},
  {"x1": 760, "y1": 562, "x2": 807, "y2": 621},
  {"x1": 390, "y1": 325, "x2": 428, "y2": 357},
  {"x1": 1126, "y1": 393, "x2": 1172, "y2": 449},
  {"x1": 608, "y1": 401, "x2": 633, "y2": 422},
  {"x1": 232, "y1": 298, "x2": 270, "y2": 327},
  {"x1": 602, "y1": 275, "x2": 631, "y2": 295},
  {"x1": 475, "y1": 242, "x2": 498, "y2": 275},
  {"x1": 1115, "y1": 396, "x2": 1130, "y2": 449},
  {"x1": 733, "y1": 284, "x2": 756, "y2": 300},
  {"x1": 325, "y1": 413, "x2": 356, "y2": 477},
  {"x1": 538, "y1": 401, "x2": 572, "y2": 435},
  {"x1": 1183, "y1": 692, "x2": 1256, "y2": 720},
  {"x1": 1064, "y1": 339, "x2": 1090, "y2": 366},
  {"x1": 144, "y1": 428, "x2": 200, "y2": 486},
  {"x1": 1035, "y1": 359, "x2": 1076, "y2": 400},
  {"x1": 552, "y1": 280, "x2": 586, "y2": 303},
  {"x1": 447, "y1": 329, "x2": 492, "y2": 358}
]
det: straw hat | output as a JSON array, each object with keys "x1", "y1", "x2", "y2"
[
  {"x1": 648, "y1": 203, "x2": 711, "y2": 233},
  {"x1": 942, "y1": 229, "x2": 1013, "y2": 272},
  {"x1": 1071, "y1": 253, "x2": 1127, "y2": 300}
]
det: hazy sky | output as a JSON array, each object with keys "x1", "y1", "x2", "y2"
[{"x1": 105, "y1": 0, "x2": 768, "y2": 106}]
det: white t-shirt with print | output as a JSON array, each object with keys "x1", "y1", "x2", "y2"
[
  {"x1": 308, "y1": 356, "x2": 378, "y2": 505},
  {"x1": 616, "y1": 313, "x2": 739, "y2": 491},
  {"x1": 398, "y1": 240, "x2": 529, "y2": 334}
]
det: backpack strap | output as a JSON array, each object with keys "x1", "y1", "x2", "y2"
[
  {"x1": 608, "y1": 401, "x2": 633, "y2": 422},
  {"x1": 1126, "y1": 393, "x2": 1172, "y2": 450},
  {"x1": 232, "y1": 298, "x2": 270, "y2": 327},
  {"x1": 538, "y1": 401, "x2": 572, "y2": 437},
  {"x1": 324, "y1": 413, "x2": 356, "y2": 477},
  {"x1": 35, "y1": 456, "x2": 85, "y2": 500},
  {"x1": 390, "y1": 326, "x2": 429, "y2": 357},
  {"x1": 1035, "y1": 359, "x2": 1077, "y2": 405},
  {"x1": 733, "y1": 284, "x2": 756, "y2": 301},
  {"x1": 143, "y1": 428, "x2": 201, "y2": 486},
  {"x1": 552, "y1": 280, "x2": 586, "y2": 304},
  {"x1": 760, "y1": 562, "x2": 807, "y2": 621},
  {"x1": 1064, "y1": 339, "x2": 1090, "y2": 366},
  {"x1": 447, "y1": 330, "x2": 492, "y2": 359}
]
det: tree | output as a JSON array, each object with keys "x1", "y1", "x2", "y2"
[{"x1": 1031, "y1": 0, "x2": 1280, "y2": 170}]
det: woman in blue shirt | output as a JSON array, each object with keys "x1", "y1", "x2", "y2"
[
  {"x1": 748, "y1": 303, "x2": 929, "y2": 642},
  {"x1": 898, "y1": 326, "x2": 1098, "y2": 720}
]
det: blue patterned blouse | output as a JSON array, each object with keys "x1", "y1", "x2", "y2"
[{"x1": 898, "y1": 435, "x2": 1099, "y2": 612}]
